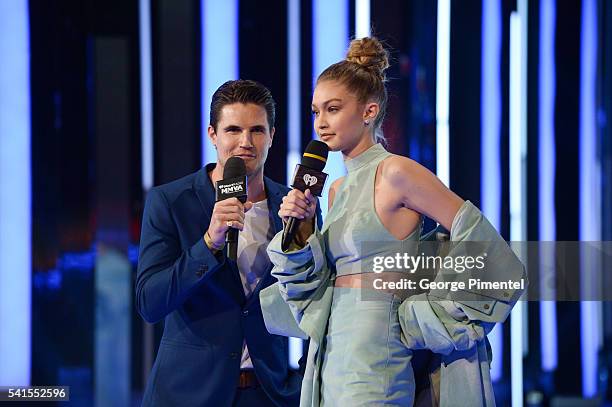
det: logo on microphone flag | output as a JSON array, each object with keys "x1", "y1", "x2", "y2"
[{"x1": 303, "y1": 174, "x2": 318, "y2": 187}]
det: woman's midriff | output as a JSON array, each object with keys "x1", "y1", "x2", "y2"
[
  {"x1": 335, "y1": 272, "x2": 420, "y2": 299},
  {"x1": 335, "y1": 273, "x2": 370, "y2": 288}
]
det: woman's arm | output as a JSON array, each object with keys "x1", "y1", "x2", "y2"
[
  {"x1": 385, "y1": 156, "x2": 526, "y2": 353},
  {"x1": 381, "y1": 156, "x2": 464, "y2": 231}
]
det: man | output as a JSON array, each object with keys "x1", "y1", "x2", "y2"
[{"x1": 136, "y1": 80, "x2": 303, "y2": 406}]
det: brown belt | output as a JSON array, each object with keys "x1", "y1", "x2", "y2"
[{"x1": 238, "y1": 370, "x2": 259, "y2": 389}]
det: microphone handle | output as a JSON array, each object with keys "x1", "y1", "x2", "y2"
[
  {"x1": 226, "y1": 229, "x2": 239, "y2": 261},
  {"x1": 281, "y1": 217, "x2": 299, "y2": 252},
  {"x1": 225, "y1": 195, "x2": 247, "y2": 261}
]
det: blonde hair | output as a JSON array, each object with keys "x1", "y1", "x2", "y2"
[{"x1": 317, "y1": 37, "x2": 390, "y2": 143}]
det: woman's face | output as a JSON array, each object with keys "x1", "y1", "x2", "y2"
[{"x1": 311, "y1": 80, "x2": 371, "y2": 153}]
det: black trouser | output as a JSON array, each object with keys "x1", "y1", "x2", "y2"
[{"x1": 232, "y1": 386, "x2": 276, "y2": 407}]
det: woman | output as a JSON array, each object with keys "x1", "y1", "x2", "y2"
[{"x1": 260, "y1": 37, "x2": 525, "y2": 406}]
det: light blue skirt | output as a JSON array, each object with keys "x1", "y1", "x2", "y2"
[{"x1": 320, "y1": 287, "x2": 415, "y2": 406}]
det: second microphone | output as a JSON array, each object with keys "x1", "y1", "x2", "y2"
[{"x1": 281, "y1": 140, "x2": 329, "y2": 251}]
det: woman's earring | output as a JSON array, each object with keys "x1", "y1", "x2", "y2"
[{"x1": 364, "y1": 120, "x2": 370, "y2": 126}]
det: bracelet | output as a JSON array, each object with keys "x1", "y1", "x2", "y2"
[{"x1": 204, "y1": 231, "x2": 225, "y2": 253}]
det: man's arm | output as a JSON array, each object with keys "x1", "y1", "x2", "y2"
[{"x1": 135, "y1": 187, "x2": 225, "y2": 323}]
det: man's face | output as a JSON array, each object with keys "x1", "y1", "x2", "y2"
[{"x1": 208, "y1": 103, "x2": 274, "y2": 177}]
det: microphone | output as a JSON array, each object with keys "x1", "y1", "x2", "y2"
[
  {"x1": 281, "y1": 140, "x2": 329, "y2": 251},
  {"x1": 215, "y1": 156, "x2": 247, "y2": 260}
]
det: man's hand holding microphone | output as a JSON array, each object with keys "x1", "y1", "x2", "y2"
[
  {"x1": 205, "y1": 197, "x2": 253, "y2": 253},
  {"x1": 205, "y1": 157, "x2": 252, "y2": 259}
]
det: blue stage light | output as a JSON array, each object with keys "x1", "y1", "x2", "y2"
[
  {"x1": 436, "y1": 0, "x2": 450, "y2": 187},
  {"x1": 202, "y1": 0, "x2": 239, "y2": 165},
  {"x1": 579, "y1": 0, "x2": 601, "y2": 398},
  {"x1": 481, "y1": 0, "x2": 503, "y2": 383},
  {"x1": 538, "y1": 0, "x2": 558, "y2": 374},
  {"x1": 312, "y1": 0, "x2": 348, "y2": 218},
  {"x1": 140, "y1": 0, "x2": 154, "y2": 190},
  {"x1": 0, "y1": 0, "x2": 32, "y2": 386}
]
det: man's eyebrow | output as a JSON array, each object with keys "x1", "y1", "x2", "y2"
[
  {"x1": 250, "y1": 125, "x2": 267, "y2": 131},
  {"x1": 311, "y1": 98, "x2": 343, "y2": 109},
  {"x1": 223, "y1": 125, "x2": 242, "y2": 131}
]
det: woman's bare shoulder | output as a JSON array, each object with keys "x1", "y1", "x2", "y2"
[
  {"x1": 379, "y1": 154, "x2": 432, "y2": 187},
  {"x1": 380, "y1": 154, "x2": 463, "y2": 230}
]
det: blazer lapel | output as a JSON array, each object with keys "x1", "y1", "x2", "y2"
[
  {"x1": 193, "y1": 164, "x2": 216, "y2": 227},
  {"x1": 264, "y1": 177, "x2": 285, "y2": 235}
]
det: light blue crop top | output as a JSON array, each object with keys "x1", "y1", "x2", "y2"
[{"x1": 321, "y1": 143, "x2": 422, "y2": 276}]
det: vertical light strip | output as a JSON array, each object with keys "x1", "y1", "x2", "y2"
[
  {"x1": 519, "y1": 0, "x2": 530, "y2": 358},
  {"x1": 287, "y1": 0, "x2": 301, "y2": 184},
  {"x1": 510, "y1": 3, "x2": 528, "y2": 243},
  {"x1": 435, "y1": 0, "x2": 450, "y2": 187},
  {"x1": 481, "y1": 0, "x2": 503, "y2": 382},
  {"x1": 139, "y1": 0, "x2": 155, "y2": 383},
  {"x1": 0, "y1": 0, "x2": 31, "y2": 385},
  {"x1": 481, "y1": 0, "x2": 502, "y2": 229},
  {"x1": 287, "y1": 0, "x2": 303, "y2": 369},
  {"x1": 509, "y1": 13, "x2": 523, "y2": 240},
  {"x1": 538, "y1": 0, "x2": 558, "y2": 373},
  {"x1": 313, "y1": 0, "x2": 348, "y2": 217},
  {"x1": 509, "y1": 12, "x2": 525, "y2": 407},
  {"x1": 579, "y1": 0, "x2": 600, "y2": 398},
  {"x1": 355, "y1": 0, "x2": 371, "y2": 38},
  {"x1": 202, "y1": 0, "x2": 239, "y2": 165},
  {"x1": 139, "y1": 0, "x2": 153, "y2": 190}
]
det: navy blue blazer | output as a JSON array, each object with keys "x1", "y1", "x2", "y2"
[{"x1": 136, "y1": 164, "x2": 302, "y2": 406}]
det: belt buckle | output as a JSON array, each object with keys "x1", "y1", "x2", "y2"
[{"x1": 238, "y1": 370, "x2": 258, "y2": 389}]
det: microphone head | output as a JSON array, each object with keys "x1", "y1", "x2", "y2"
[
  {"x1": 302, "y1": 140, "x2": 329, "y2": 171},
  {"x1": 224, "y1": 156, "x2": 247, "y2": 179}
]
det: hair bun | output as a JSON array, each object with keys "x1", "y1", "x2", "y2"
[{"x1": 346, "y1": 37, "x2": 390, "y2": 80}]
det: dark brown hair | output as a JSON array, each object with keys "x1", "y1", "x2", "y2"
[
  {"x1": 210, "y1": 79, "x2": 276, "y2": 131},
  {"x1": 317, "y1": 37, "x2": 390, "y2": 142}
]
